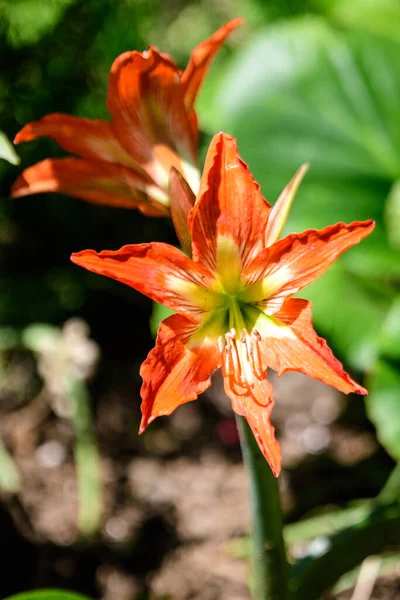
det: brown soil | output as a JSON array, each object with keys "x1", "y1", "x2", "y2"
[{"x1": 0, "y1": 357, "x2": 398, "y2": 599}]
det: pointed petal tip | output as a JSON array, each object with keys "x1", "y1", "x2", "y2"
[
  {"x1": 271, "y1": 464, "x2": 281, "y2": 478},
  {"x1": 13, "y1": 125, "x2": 31, "y2": 145},
  {"x1": 353, "y1": 383, "x2": 368, "y2": 396},
  {"x1": 297, "y1": 162, "x2": 310, "y2": 178},
  {"x1": 70, "y1": 249, "x2": 96, "y2": 266},
  {"x1": 230, "y1": 17, "x2": 245, "y2": 27}
]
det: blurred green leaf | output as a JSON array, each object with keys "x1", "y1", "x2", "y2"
[
  {"x1": 22, "y1": 323, "x2": 61, "y2": 354},
  {"x1": 3, "y1": 591, "x2": 93, "y2": 600},
  {"x1": 333, "y1": 551, "x2": 400, "y2": 594},
  {"x1": 330, "y1": 0, "x2": 400, "y2": 39},
  {"x1": 378, "y1": 295, "x2": 400, "y2": 359},
  {"x1": 385, "y1": 180, "x2": 400, "y2": 252},
  {"x1": 366, "y1": 360, "x2": 400, "y2": 461},
  {"x1": 0, "y1": 436, "x2": 21, "y2": 493},
  {"x1": 0, "y1": 131, "x2": 20, "y2": 165},
  {"x1": 200, "y1": 17, "x2": 400, "y2": 367},
  {"x1": 230, "y1": 499, "x2": 372, "y2": 558},
  {"x1": 1, "y1": 0, "x2": 76, "y2": 48},
  {"x1": 66, "y1": 376, "x2": 102, "y2": 537},
  {"x1": 0, "y1": 327, "x2": 20, "y2": 351},
  {"x1": 150, "y1": 302, "x2": 174, "y2": 338},
  {"x1": 285, "y1": 501, "x2": 372, "y2": 544},
  {"x1": 202, "y1": 18, "x2": 400, "y2": 178}
]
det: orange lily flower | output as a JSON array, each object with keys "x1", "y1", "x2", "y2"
[
  {"x1": 71, "y1": 133, "x2": 374, "y2": 476},
  {"x1": 11, "y1": 20, "x2": 242, "y2": 216}
]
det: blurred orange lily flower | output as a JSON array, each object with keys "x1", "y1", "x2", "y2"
[
  {"x1": 11, "y1": 19, "x2": 242, "y2": 216},
  {"x1": 71, "y1": 133, "x2": 374, "y2": 476}
]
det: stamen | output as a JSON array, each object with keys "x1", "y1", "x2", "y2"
[
  {"x1": 219, "y1": 327, "x2": 268, "y2": 406},
  {"x1": 252, "y1": 329, "x2": 264, "y2": 379},
  {"x1": 225, "y1": 330, "x2": 242, "y2": 379}
]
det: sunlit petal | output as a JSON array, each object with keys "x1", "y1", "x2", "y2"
[
  {"x1": 71, "y1": 242, "x2": 221, "y2": 319},
  {"x1": 181, "y1": 18, "x2": 244, "y2": 112},
  {"x1": 188, "y1": 133, "x2": 271, "y2": 279},
  {"x1": 14, "y1": 113, "x2": 138, "y2": 169},
  {"x1": 242, "y1": 220, "x2": 375, "y2": 310},
  {"x1": 140, "y1": 314, "x2": 220, "y2": 431},
  {"x1": 248, "y1": 299, "x2": 367, "y2": 395},
  {"x1": 220, "y1": 329, "x2": 281, "y2": 476},
  {"x1": 107, "y1": 47, "x2": 197, "y2": 186},
  {"x1": 11, "y1": 157, "x2": 168, "y2": 215}
]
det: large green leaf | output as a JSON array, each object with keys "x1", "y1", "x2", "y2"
[
  {"x1": 199, "y1": 17, "x2": 400, "y2": 367},
  {"x1": 202, "y1": 18, "x2": 400, "y2": 180},
  {"x1": 366, "y1": 360, "x2": 400, "y2": 461}
]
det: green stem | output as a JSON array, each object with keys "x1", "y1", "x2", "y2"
[{"x1": 236, "y1": 415, "x2": 288, "y2": 599}]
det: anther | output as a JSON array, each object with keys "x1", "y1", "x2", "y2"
[{"x1": 251, "y1": 329, "x2": 264, "y2": 379}]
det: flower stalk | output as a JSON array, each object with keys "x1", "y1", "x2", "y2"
[{"x1": 236, "y1": 415, "x2": 288, "y2": 600}]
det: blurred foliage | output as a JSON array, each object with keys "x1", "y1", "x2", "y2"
[
  {"x1": 0, "y1": 434, "x2": 21, "y2": 492},
  {"x1": 2, "y1": 591, "x2": 93, "y2": 600}
]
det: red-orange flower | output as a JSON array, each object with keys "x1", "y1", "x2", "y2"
[
  {"x1": 71, "y1": 133, "x2": 374, "y2": 476},
  {"x1": 11, "y1": 20, "x2": 242, "y2": 216}
]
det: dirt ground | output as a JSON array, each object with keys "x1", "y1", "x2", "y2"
[{"x1": 0, "y1": 350, "x2": 399, "y2": 600}]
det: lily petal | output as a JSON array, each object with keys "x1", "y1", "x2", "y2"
[
  {"x1": 225, "y1": 373, "x2": 281, "y2": 477},
  {"x1": 181, "y1": 18, "x2": 244, "y2": 113},
  {"x1": 242, "y1": 220, "x2": 375, "y2": 311},
  {"x1": 71, "y1": 243, "x2": 221, "y2": 319},
  {"x1": 139, "y1": 314, "x2": 220, "y2": 432},
  {"x1": 252, "y1": 299, "x2": 367, "y2": 395},
  {"x1": 11, "y1": 157, "x2": 168, "y2": 215},
  {"x1": 188, "y1": 133, "x2": 271, "y2": 280},
  {"x1": 107, "y1": 47, "x2": 197, "y2": 186},
  {"x1": 14, "y1": 113, "x2": 138, "y2": 169}
]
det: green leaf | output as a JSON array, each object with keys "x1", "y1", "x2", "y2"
[
  {"x1": 330, "y1": 0, "x2": 400, "y2": 40},
  {"x1": 3, "y1": 591, "x2": 93, "y2": 600},
  {"x1": 205, "y1": 18, "x2": 400, "y2": 177},
  {"x1": 1, "y1": 0, "x2": 76, "y2": 48},
  {"x1": 378, "y1": 295, "x2": 400, "y2": 359},
  {"x1": 365, "y1": 360, "x2": 400, "y2": 461},
  {"x1": 150, "y1": 302, "x2": 174, "y2": 338},
  {"x1": 22, "y1": 323, "x2": 61, "y2": 354},
  {"x1": 385, "y1": 180, "x2": 400, "y2": 252},
  {"x1": 0, "y1": 131, "x2": 20, "y2": 165},
  {"x1": 0, "y1": 327, "x2": 20, "y2": 351},
  {"x1": 0, "y1": 436, "x2": 21, "y2": 493}
]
